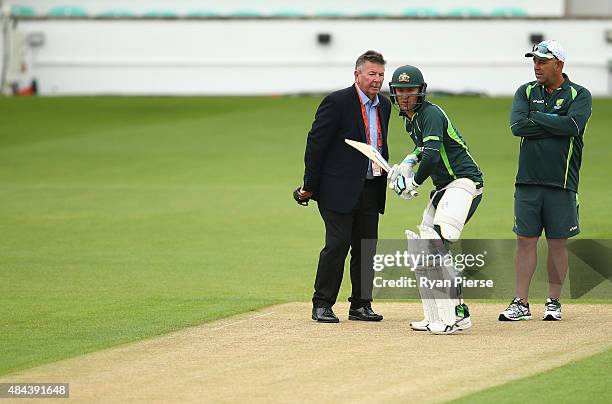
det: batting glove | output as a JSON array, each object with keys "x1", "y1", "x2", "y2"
[
  {"x1": 388, "y1": 153, "x2": 418, "y2": 183},
  {"x1": 391, "y1": 174, "x2": 420, "y2": 200}
]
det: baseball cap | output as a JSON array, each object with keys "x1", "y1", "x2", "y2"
[{"x1": 525, "y1": 40, "x2": 566, "y2": 62}]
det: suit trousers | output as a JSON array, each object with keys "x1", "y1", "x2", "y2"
[{"x1": 312, "y1": 179, "x2": 381, "y2": 309}]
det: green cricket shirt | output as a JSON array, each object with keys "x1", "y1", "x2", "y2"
[
  {"x1": 510, "y1": 74, "x2": 592, "y2": 192},
  {"x1": 403, "y1": 101, "x2": 483, "y2": 190}
]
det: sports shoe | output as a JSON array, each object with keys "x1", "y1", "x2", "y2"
[
  {"x1": 498, "y1": 297, "x2": 532, "y2": 321},
  {"x1": 410, "y1": 319, "x2": 429, "y2": 331},
  {"x1": 543, "y1": 298, "x2": 562, "y2": 321},
  {"x1": 427, "y1": 304, "x2": 472, "y2": 335}
]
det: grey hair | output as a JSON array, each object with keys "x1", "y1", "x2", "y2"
[{"x1": 355, "y1": 50, "x2": 386, "y2": 71}]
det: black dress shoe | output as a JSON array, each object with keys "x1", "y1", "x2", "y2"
[
  {"x1": 348, "y1": 306, "x2": 383, "y2": 321},
  {"x1": 312, "y1": 307, "x2": 339, "y2": 323}
]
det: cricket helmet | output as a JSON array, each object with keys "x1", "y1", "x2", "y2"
[{"x1": 389, "y1": 65, "x2": 427, "y2": 110}]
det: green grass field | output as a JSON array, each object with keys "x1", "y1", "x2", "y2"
[
  {"x1": 1, "y1": 96, "x2": 611, "y2": 400},
  {"x1": 452, "y1": 347, "x2": 612, "y2": 403}
]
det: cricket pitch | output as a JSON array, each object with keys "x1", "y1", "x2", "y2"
[{"x1": 2, "y1": 303, "x2": 611, "y2": 403}]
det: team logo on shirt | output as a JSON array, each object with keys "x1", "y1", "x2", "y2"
[
  {"x1": 554, "y1": 99, "x2": 564, "y2": 110},
  {"x1": 398, "y1": 73, "x2": 410, "y2": 82}
]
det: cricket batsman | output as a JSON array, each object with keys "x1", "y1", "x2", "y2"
[{"x1": 387, "y1": 65, "x2": 484, "y2": 335}]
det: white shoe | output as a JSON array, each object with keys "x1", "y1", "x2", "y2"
[
  {"x1": 543, "y1": 298, "x2": 562, "y2": 321},
  {"x1": 456, "y1": 315, "x2": 472, "y2": 331},
  {"x1": 410, "y1": 319, "x2": 429, "y2": 331},
  {"x1": 499, "y1": 297, "x2": 532, "y2": 321},
  {"x1": 427, "y1": 317, "x2": 472, "y2": 335},
  {"x1": 427, "y1": 304, "x2": 472, "y2": 335}
]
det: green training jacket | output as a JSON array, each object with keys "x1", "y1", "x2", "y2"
[
  {"x1": 510, "y1": 74, "x2": 592, "y2": 192},
  {"x1": 403, "y1": 101, "x2": 483, "y2": 190}
]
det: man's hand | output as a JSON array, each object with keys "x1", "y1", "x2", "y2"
[
  {"x1": 388, "y1": 153, "x2": 418, "y2": 183},
  {"x1": 389, "y1": 174, "x2": 419, "y2": 200},
  {"x1": 388, "y1": 164, "x2": 401, "y2": 183},
  {"x1": 293, "y1": 187, "x2": 312, "y2": 206},
  {"x1": 299, "y1": 188, "x2": 313, "y2": 199}
]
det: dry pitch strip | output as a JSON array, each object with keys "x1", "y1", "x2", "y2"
[{"x1": 2, "y1": 302, "x2": 611, "y2": 403}]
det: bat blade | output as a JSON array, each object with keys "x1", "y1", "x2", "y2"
[{"x1": 344, "y1": 139, "x2": 391, "y2": 172}]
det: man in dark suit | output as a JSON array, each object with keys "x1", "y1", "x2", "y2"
[{"x1": 296, "y1": 50, "x2": 391, "y2": 323}]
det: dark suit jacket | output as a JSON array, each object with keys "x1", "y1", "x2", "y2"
[{"x1": 303, "y1": 85, "x2": 391, "y2": 214}]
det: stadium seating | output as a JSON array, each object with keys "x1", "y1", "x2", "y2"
[
  {"x1": 47, "y1": 6, "x2": 87, "y2": 17},
  {"x1": 491, "y1": 7, "x2": 528, "y2": 17},
  {"x1": 186, "y1": 10, "x2": 221, "y2": 17},
  {"x1": 447, "y1": 8, "x2": 485, "y2": 17},
  {"x1": 11, "y1": 5, "x2": 36, "y2": 17},
  {"x1": 142, "y1": 10, "x2": 177, "y2": 17},
  {"x1": 403, "y1": 8, "x2": 440, "y2": 17},
  {"x1": 271, "y1": 11, "x2": 307, "y2": 17},
  {"x1": 98, "y1": 10, "x2": 136, "y2": 17},
  {"x1": 8, "y1": 3, "x2": 537, "y2": 19}
]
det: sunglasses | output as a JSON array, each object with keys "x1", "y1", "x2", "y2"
[{"x1": 532, "y1": 44, "x2": 557, "y2": 59}]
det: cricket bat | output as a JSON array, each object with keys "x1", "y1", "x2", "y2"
[
  {"x1": 344, "y1": 139, "x2": 392, "y2": 172},
  {"x1": 344, "y1": 139, "x2": 418, "y2": 197}
]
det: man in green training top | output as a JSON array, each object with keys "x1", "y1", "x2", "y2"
[
  {"x1": 387, "y1": 65, "x2": 484, "y2": 335},
  {"x1": 499, "y1": 40, "x2": 592, "y2": 322}
]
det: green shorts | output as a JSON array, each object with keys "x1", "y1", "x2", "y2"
[{"x1": 513, "y1": 185, "x2": 579, "y2": 239}]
